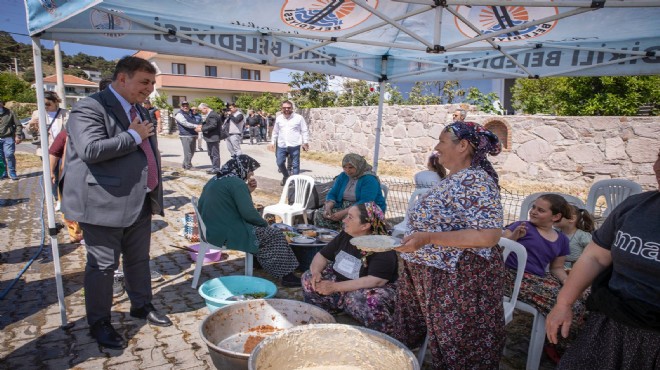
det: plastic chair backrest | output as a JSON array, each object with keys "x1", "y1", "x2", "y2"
[
  {"x1": 500, "y1": 237, "x2": 527, "y2": 323},
  {"x1": 380, "y1": 183, "x2": 389, "y2": 202},
  {"x1": 191, "y1": 196, "x2": 208, "y2": 243},
  {"x1": 407, "y1": 188, "x2": 429, "y2": 212},
  {"x1": 586, "y1": 179, "x2": 643, "y2": 217},
  {"x1": 279, "y1": 175, "x2": 315, "y2": 207},
  {"x1": 519, "y1": 192, "x2": 586, "y2": 221}
]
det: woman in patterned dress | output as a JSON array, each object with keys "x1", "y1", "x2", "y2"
[
  {"x1": 393, "y1": 122, "x2": 505, "y2": 369},
  {"x1": 198, "y1": 154, "x2": 301, "y2": 287},
  {"x1": 302, "y1": 202, "x2": 398, "y2": 334}
]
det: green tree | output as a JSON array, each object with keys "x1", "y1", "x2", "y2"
[
  {"x1": 465, "y1": 87, "x2": 501, "y2": 114},
  {"x1": 336, "y1": 80, "x2": 379, "y2": 107},
  {"x1": 152, "y1": 93, "x2": 173, "y2": 112},
  {"x1": 288, "y1": 72, "x2": 337, "y2": 108},
  {"x1": 252, "y1": 93, "x2": 284, "y2": 115},
  {"x1": 0, "y1": 72, "x2": 36, "y2": 103},
  {"x1": 512, "y1": 76, "x2": 660, "y2": 116},
  {"x1": 192, "y1": 96, "x2": 225, "y2": 112},
  {"x1": 234, "y1": 94, "x2": 256, "y2": 111},
  {"x1": 406, "y1": 82, "x2": 441, "y2": 105}
]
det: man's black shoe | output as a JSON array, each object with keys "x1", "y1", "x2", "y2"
[
  {"x1": 130, "y1": 303, "x2": 172, "y2": 327},
  {"x1": 90, "y1": 319, "x2": 126, "y2": 349},
  {"x1": 206, "y1": 170, "x2": 217, "y2": 175},
  {"x1": 281, "y1": 273, "x2": 301, "y2": 287},
  {"x1": 280, "y1": 177, "x2": 288, "y2": 186}
]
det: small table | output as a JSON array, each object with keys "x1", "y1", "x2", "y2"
[{"x1": 289, "y1": 239, "x2": 327, "y2": 272}]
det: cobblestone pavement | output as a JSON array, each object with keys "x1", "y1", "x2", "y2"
[{"x1": 0, "y1": 159, "x2": 554, "y2": 370}]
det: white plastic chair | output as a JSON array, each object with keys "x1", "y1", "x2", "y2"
[
  {"x1": 519, "y1": 192, "x2": 586, "y2": 221},
  {"x1": 262, "y1": 175, "x2": 315, "y2": 226},
  {"x1": 190, "y1": 196, "x2": 253, "y2": 289},
  {"x1": 586, "y1": 179, "x2": 642, "y2": 218},
  {"x1": 416, "y1": 238, "x2": 527, "y2": 366},
  {"x1": 380, "y1": 183, "x2": 389, "y2": 202},
  {"x1": 392, "y1": 188, "x2": 429, "y2": 238}
]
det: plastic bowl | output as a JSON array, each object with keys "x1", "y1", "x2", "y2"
[
  {"x1": 188, "y1": 244, "x2": 224, "y2": 263},
  {"x1": 198, "y1": 276, "x2": 278, "y2": 312}
]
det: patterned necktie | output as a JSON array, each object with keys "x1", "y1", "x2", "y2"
[{"x1": 130, "y1": 106, "x2": 159, "y2": 191}]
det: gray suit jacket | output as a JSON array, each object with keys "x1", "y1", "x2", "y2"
[{"x1": 61, "y1": 88, "x2": 164, "y2": 228}]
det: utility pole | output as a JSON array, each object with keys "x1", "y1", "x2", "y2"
[{"x1": 14, "y1": 57, "x2": 19, "y2": 75}]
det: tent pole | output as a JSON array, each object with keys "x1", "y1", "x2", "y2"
[
  {"x1": 372, "y1": 57, "x2": 388, "y2": 174},
  {"x1": 31, "y1": 37, "x2": 69, "y2": 328},
  {"x1": 53, "y1": 41, "x2": 65, "y2": 109}
]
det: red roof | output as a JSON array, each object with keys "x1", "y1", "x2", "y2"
[{"x1": 43, "y1": 74, "x2": 97, "y2": 86}]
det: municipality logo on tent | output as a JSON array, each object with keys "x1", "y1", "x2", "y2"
[
  {"x1": 281, "y1": 0, "x2": 377, "y2": 32},
  {"x1": 90, "y1": 9, "x2": 131, "y2": 38},
  {"x1": 455, "y1": 5, "x2": 558, "y2": 42}
]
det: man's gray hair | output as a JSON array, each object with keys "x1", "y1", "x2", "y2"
[
  {"x1": 455, "y1": 108, "x2": 467, "y2": 120},
  {"x1": 198, "y1": 103, "x2": 210, "y2": 109}
]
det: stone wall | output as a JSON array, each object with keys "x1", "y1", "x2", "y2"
[{"x1": 300, "y1": 105, "x2": 659, "y2": 190}]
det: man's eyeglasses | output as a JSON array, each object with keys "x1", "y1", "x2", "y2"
[
  {"x1": 45, "y1": 102, "x2": 53, "y2": 107},
  {"x1": 281, "y1": 106, "x2": 293, "y2": 110}
]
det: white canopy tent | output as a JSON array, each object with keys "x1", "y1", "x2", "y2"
[{"x1": 25, "y1": 0, "x2": 660, "y2": 325}]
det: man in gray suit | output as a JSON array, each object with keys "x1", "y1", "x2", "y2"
[
  {"x1": 196, "y1": 103, "x2": 223, "y2": 174},
  {"x1": 62, "y1": 56, "x2": 171, "y2": 349}
]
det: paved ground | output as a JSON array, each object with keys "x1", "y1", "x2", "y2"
[{"x1": 0, "y1": 136, "x2": 554, "y2": 369}]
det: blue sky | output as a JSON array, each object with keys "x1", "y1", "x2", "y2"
[{"x1": 0, "y1": 0, "x2": 293, "y2": 82}]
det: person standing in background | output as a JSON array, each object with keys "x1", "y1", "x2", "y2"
[
  {"x1": 0, "y1": 100, "x2": 23, "y2": 180},
  {"x1": 143, "y1": 99, "x2": 161, "y2": 134},
  {"x1": 269, "y1": 100, "x2": 309, "y2": 186},
  {"x1": 225, "y1": 103, "x2": 245, "y2": 156},
  {"x1": 452, "y1": 108, "x2": 467, "y2": 122},
  {"x1": 259, "y1": 110, "x2": 268, "y2": 142},
  {"x1": 246, "y1": 110, "x2": 261, "y2": 145},
  {"x1": 191, "y1": 107, "x2": 204, "y2": 151},
  {"x1": 174, "y1": 101, "x2": 199, "y2": 170},
  {"x1": 196, "y1": 103, "x2": 223, "y2": 174}
]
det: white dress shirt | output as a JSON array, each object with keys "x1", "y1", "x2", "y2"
[{"x1": 272, "y1": 112, "x2": 309, "y2": 148}]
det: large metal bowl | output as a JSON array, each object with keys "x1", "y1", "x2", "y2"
[
  {"x1": 249, "y1": 323, "x2": 420, "y2": 370},
  {"x1": 199, "y1": 299, "x2": 335, "y2": 370}
]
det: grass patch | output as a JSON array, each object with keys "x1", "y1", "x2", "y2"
[{"x1": 16, "y1": 152, "x2": 45, "y2": 171}]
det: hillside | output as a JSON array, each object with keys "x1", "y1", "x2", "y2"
[{"x1": 0, "y1": 31, "x2": 117, "y2": 82}]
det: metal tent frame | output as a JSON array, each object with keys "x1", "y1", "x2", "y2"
[{"x1": 25, "y1": 0, "x2": 660, "y2": 326}]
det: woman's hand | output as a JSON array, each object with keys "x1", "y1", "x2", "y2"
[
  {"x1": 328, "y1": 210, "x2": 345, "y2": 222},
  {"x1": 310, "y1": 270, "x2": 322, "y2": 291},
  {"x1": 510, "y1": 222, "x2": 527, "y2": 241},
  {"x1": 323, "y1": 202, "x2": 335, "y2": 218},
  {"x1": 546, "y1": 303, "x2": 573, "y2": 344},
  {"x1": 315, "y1": 280, "x2": 336, "y2": 295},
  {"x1": 395, "y1": 232, "x2": 432, "y2": 253},
  {"x1": 247, "y1": 177, "x2": 257, "y2": 193}
]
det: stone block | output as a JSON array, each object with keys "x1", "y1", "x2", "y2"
[
  {"x1": 567, "y1": 144, "x2": 604, "y2": 164},
  {"x1": 604, "y1": 137, "x2": 627, "y2": 160},
  {"x1": 582, "y1": 164, "x2": 620, "y2": 175},
  {"x1": 515, "y1": 138, "x2": 553, "y2": 163},
  {"x1": 500, "y1": 152, "x2": 527, "y2": 173},
  {"x1": 632, "y1": 123, "x2": 660, "y2": 139},
  {"x1": 531, "y1": 125, "x2": 563, "y2": 143},
  {"x1": 626, "y1": 138, "x2": 658, "y2": 163}
]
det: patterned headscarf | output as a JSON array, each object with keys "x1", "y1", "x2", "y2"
[
  {"x1": 216, "y1": 154, "x2": 260, "y2": 181},
  {"x1": 363, "y1": 202, "x2": 388, "y2": 235},
  {"x1": 342, "y1": 153, "x2": 375, "y2": 179},
  {"x1": 444, "y1": 121, "x2": 502, "y2": 185}
]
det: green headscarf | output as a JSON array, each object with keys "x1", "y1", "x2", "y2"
[{"x1": 342, "y1": 153, "x2": 375, "y2": 179}]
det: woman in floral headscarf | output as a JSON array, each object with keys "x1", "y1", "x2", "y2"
[
  {"x1": 198, "y1": 155, "x2": 301, "y2": 287},
  {"x1": 302, "y1": 202, "x2": 398, "y2": 334},
  {"x1": 393, "y1": 121, "x2": 505, "y2": 369},
  {"x1": 314, "y1": 153, "x2": 387, "y2": 230}
]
